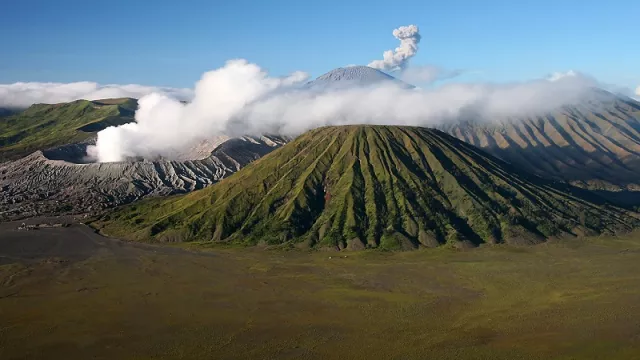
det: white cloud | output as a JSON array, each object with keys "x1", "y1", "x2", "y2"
[
  {"x1": 0, "y1": 81, "x2": 193, "y2": 108},
  {"x1": 547, "y1": 70, "x2": 579, "y2": 82},
  {"x1": 546, "y1": 71, "x2": 640, "y2": 101},
  {"x1": 399, "y1": 65, "x2": 465, "y2": 84},
  {"x1": 87, "y1": 59, "x2": 598, "y2": 162}
]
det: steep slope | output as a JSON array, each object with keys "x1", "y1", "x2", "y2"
[
  {"x1": 0, "y1": 135, "x2": 286, "y2": 221},
  {"x1": 96, "y1": 126, "x2": 639, "y2": 249},
  {"x1": 443, "y1": 91, "x2": 640, "y2": 190},
  {"x1": 0, "y1": 98, "x2": 137, "y2": 162}
]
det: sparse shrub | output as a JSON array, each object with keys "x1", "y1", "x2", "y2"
[
  {"x1": 537, "y1": 221, "x2": 559, "y2": 237},
  {"x1": 379, "y1": 233, "x2": 401, "y2": 251}
]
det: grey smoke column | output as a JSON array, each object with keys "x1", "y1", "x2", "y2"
[{"x1": 368, "y1": 25, "x2": 421, "y2": 71}]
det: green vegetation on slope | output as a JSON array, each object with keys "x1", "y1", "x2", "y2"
[
  {"x1": 96, "y1": 125, "x2": 640, "y2": 248},
  {"x1": 0, "y1": 98, "x2": 136, "y2": 162}
]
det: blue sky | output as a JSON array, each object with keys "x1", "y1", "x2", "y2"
[{"x1": 1, "y1": 0, "x2": 637, "y2": 89}]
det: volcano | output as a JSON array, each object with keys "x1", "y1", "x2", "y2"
[
  {"x1": 307, "y1": 66, "x2": 413, "y2": 89},
  {"x1": 96, "y1": 125, "x2": 639, "y2": 249}
]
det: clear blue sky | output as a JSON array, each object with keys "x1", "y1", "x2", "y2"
[{"x1": 1, "y1": 0, "x2": 637, "y2": 89}]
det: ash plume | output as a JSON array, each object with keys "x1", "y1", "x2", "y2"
[{"x1": 368, "y1": 25, "x2": 421, "y2": 71}]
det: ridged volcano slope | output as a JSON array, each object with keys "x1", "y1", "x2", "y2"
[
  {"x1": 98, "y1": 126, "x2": 639, "y2": 249},
  {"x1": 442, "y1": 91, "x2": 640, "y2": 190}
]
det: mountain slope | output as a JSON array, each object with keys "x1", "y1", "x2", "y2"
[
  {"x1": 0, "y1": 98, "x2": 137, "y2": 162},
  {"x1": 443, "y1": 91, "x2": 640, "y2": 190},
  {"x1": 96, "y1": 125, "x2": 639, "y2": 248}
]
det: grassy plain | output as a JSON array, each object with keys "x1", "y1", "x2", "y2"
[{"x1": 1, "y1": 224, "x2": 640, "y2": 359}]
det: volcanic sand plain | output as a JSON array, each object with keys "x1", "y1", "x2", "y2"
[{"x1": 1, "y1": 219, "x2": 640, "y2": 359}]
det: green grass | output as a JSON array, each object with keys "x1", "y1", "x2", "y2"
[
  {"x1": 2, "y1": 231, "x2": 640, "y2": 359},
  {"x1": 0, "y1": 98, "x2": 136, "y2": 161},
  {"x1": 95, "y1": 125, "x2": 640, "y2": 247}
]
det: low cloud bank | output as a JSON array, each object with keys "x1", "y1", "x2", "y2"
[
  {"x1": 86, "y1": 59, "x2": 597, "y2": 162},
  {"x1": 0, "y1": 81, "x2": 192, "y2": 108},
  {"x1": 399, "y1": 65, "x2": 466, "y2": 85}
]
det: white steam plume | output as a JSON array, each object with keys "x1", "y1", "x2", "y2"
[
  {"x1": 0, "y1": 81, "x2": 193, "y2": 108},
  {"x1": 636, "y1": 85, "x2": 640, "y2": 97},
  {"x1": 87, "y1": 59, "x2": 309, "y2": 162},
  {"x1": 87, "y1": 59, "x2": 598, "y2": 162},
  {"x1": 368, "y1": 25, "x2": 421, "y2": 71}
]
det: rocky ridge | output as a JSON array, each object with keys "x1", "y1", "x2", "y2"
[{"x1": 0, "y1": 135, "x2": 287, "y2": 221}]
